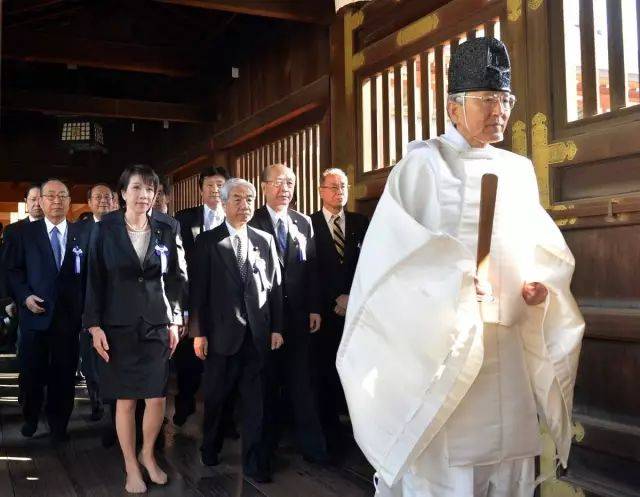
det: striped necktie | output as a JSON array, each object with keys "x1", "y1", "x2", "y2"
[
  {"x1": 332, "y1": 215, "x2": 345, "y2": 263},
  {"x1": 235, "y1": 234, "x2": 247, "y2": 281}
]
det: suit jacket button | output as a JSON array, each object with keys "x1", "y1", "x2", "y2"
[{"x1": 138, "y1": 276, "x2": 144, "y2": 283}]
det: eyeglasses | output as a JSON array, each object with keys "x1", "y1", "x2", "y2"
[
  {"x1": 462, "y1": 93, "x2": 517, "y2": 111},
  {"x1": 320, "y1": 185, "x2": 349, "y2": 193},
  {"x1": 42, "y1": 193, "x2": 70, "y2": 201},
  {"x1": 91, "y1": 194, "x2": 113, "y2": 201},
  {"x1": 266, "y1": 179, "x2": 295, "y2": 189}
]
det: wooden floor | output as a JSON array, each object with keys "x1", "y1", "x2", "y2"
[{"x1": 0, "y1": 353, "x2": 374, "y2": 497}]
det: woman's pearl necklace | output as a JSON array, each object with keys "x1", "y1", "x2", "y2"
[{"x1": 125, "y1": 215, "x2": 149, "y2": 232}]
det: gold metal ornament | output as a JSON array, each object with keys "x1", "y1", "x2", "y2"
[
  {"x1": 528, "y1": 0, "x2": 544, "y2": 11},
  {"x1": 511, "y1": 120, "x2": 527, "y2": 156},
  {"x1": 507, "y1": 0, "x2": 523, "y2": 21},
  {"x1": 396, "y1": 14, "x2": 439, "y2": 47},
  {"x1": 555, "y1": 218, "x2": 577, "y2": 227},
  {"x1": 531, "y1": 112, "x2": 578, "y2": 208}
]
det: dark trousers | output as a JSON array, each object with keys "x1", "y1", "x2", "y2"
[
  {"x1": 270, "y1": 310, "x2": 327, "y2": 460},
  {"x1": 79, "y1": 331, "x2": 101, "y2": 409},
  {"x1": 174, "y1": 336, "x2": 202, "y2": 414},
  {"x1": 311, "y1": 310, "x2": 347, "y2": 450},
  {"x1": 19, "y1": 311, "x2": 79, "y2": 435},
  {"x1": 201, "y1": 331, "x2": 269, "y2": 473}
]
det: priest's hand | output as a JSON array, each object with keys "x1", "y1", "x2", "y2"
[
  {"x1": 522, "y1": 282, "x2": 548, "y2": 306},
  {"x1": 194, "y1": 336, "x2": 208, "y2": 360}
]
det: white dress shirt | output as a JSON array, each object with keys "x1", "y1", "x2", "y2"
[{"x1": 44, "y1": 217, "x2": 68, "y2": 263}]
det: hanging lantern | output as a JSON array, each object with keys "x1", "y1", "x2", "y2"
[{"x1": 60, "y1": 119, "x2": 107, "y2": 152}]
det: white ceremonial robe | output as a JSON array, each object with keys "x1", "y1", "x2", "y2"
[{"x1": 337, "y1": 126, "x2": 585, "y2": 497}]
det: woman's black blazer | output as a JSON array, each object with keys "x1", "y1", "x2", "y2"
[{"x1": 83, "y1": 209, "x2": 188, "y2": 328}]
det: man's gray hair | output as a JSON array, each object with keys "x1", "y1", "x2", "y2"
[
  {"x1": 447, "y1": 92, "x2": 465, "y2": 104},
  {"x1": 321, "y1": 168, "x2": 348, "y2": 185},
  {"x1": 41, "y1": 178, "x2": 70, "y2": 194},
  {"x1": 220, "y1": 178, "x2": 257, "y2": 202}
]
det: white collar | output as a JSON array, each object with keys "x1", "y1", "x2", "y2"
[
  {"x1": 93, "y1": 215, "x2": 101, "y2": 223},
  {"x1": 266, "y1": 204, "x2": 288, "y2": 226},
  {"x1": 44, "y1": 217, "x2": 67, "y2": 236},
  {"x1": 28, "y1": 215, "x2": 38, "y2": 222},
  {"x1": 225, "y1": 221, "x2": 248, "y2": 239},
  {"x1": 440, "y1": 125, "x2": 473, "y2": 152},
  {"x1": 322, "y1": 206, "x2": 344, "y2": 224}
]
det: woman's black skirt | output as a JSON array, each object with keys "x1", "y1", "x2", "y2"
[{"x1": 98, "y1": 319, "x2": 170, "y2": 399}]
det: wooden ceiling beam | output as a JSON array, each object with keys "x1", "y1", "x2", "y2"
[
  {"x1": 153, "y1": 0, "x2": 332, "y2": 24},
  {"x1": 3, "y1": 30, "x2": 197, "y2": 77},
  {"x1": 4, "y1": 90, "x2": 209, "y2": 123}
]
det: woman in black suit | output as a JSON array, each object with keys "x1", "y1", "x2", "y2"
[{"x1": 83, "y1": 165, "x2": 187, "y2": 494}]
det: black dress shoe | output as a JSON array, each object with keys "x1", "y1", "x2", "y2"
[
  {"x1": 21, "y1": 422, "x2": 37, "y2": 438},
  {"x1": 201, "y1": 452, "x2": 220, "y2": 467}
]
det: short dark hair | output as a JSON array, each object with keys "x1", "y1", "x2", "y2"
[
  {"x1": 24, "y1": 184, "x2": 41, "y2": 199},
  {"x1": 118, "y1": 164, "x2": 159, "y2": 195},
  {"x1": 158, "y1": 176, "x2": 172, "y2": 196},
  {"x1": 198, "y1": 166, "x2": 230, "y2": 189},
  {"x1": 87, "y1": 182, "x2": 113, "y2": 201}
]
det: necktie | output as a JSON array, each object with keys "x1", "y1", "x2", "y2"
[
  {"x1": 205, "y1": 209, "x2": 214, "y2": 231},
  {"x1": 276, "y1": 218, "x2": 288, "y2": 256},
  {"x1": 51, "y1": 226, "x2": 62, "y2": 270},
  {"x1": 235, "y1": 234, "x2": 247, "y2": 281},
  {"x1": 332, "y1": 215, "x2": 345, "y2": 263}
]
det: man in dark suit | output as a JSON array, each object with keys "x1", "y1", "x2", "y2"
[
  {"x1": 173, "y1": 166, "x2": 230, "y2": 426},
  {"x1": 250, "y1": 164, "x2": 329, "y2": 464},
  {"x1": 310, "y1": 168, "x2": 369, "y2": 453},
  {"x1": 0, "y1": 185, "x2": 44, "y2": 353},
  {"x1": 7, "y1": 179, "x2": 91, "y2": 442},
  {"x1": 190, "y1": 178, "x2": 283, "y2": 483},
  {"x1": 77, "y1": 183, "x2": 113, "y2": 422}
]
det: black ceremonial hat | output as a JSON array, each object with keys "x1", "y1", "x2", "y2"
[{"x1": 448, "y1": 37, "x2": 511, "y2": 94}]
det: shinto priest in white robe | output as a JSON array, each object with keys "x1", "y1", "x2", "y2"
[{"x1": 337, "y1": 126, "x2": 585, "y2": 496}]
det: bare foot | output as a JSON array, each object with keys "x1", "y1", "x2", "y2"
[
  {"x1": 124, "y1": 466, "x2": 147, "y2": 494},
  {"x1": 138, "y1": 451, "x2": 168, "y2": 485}
]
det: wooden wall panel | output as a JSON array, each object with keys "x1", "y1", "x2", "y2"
[{"x1": 213, "y1": 24, "x2": 329, "y2": 134}]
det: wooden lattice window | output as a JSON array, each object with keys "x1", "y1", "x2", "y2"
[
  {"x1": 235, "y1": 124, "x2": 322, "y2": 215},
  {"x1": 554, "y1": 0, "x2": 640, "y2": 124},
  {"x1": 172, "y1": 175, "x2": 200, "y2": 214},
  {"x1": 359, "y1": 19, "x2": 501, "y2": 172}
]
